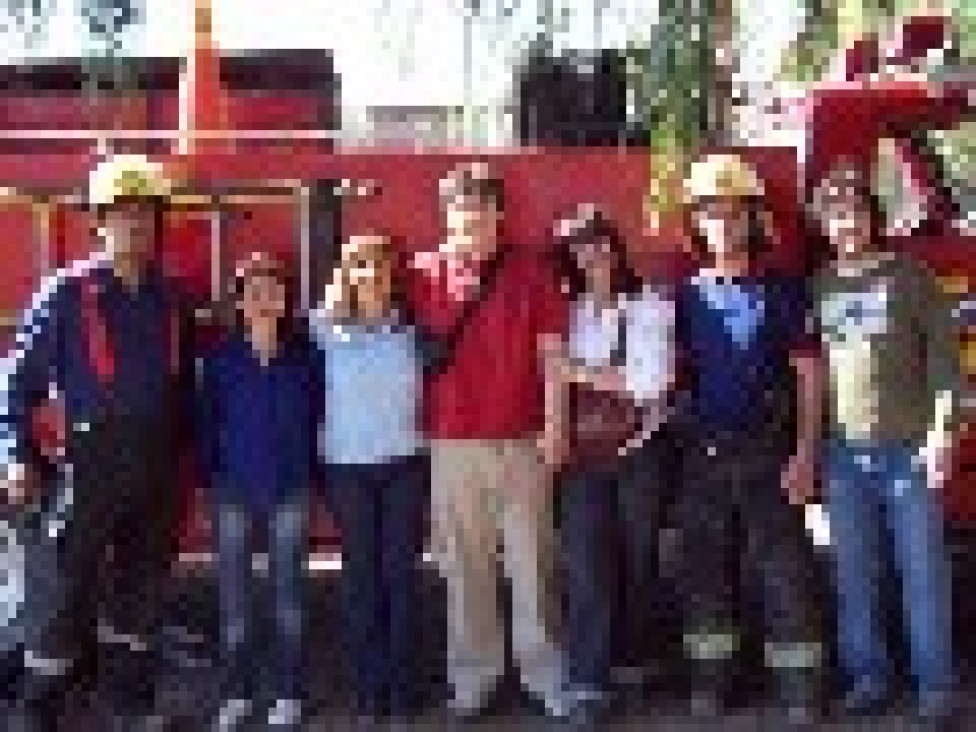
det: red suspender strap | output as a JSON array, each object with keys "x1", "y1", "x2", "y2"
[
  {"x1": 30, "y1": 397, "x2": 68, "y2": 462},
  {"x1": 80, "y1": 275, "x2": 115, "y2": 384},
  {"x1": 80, "y1": 272, "x2": 181, "y2": 384}
]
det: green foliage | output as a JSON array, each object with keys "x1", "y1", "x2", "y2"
[
  {"x1": 779, "y1": 21, "x2": 840, "y2": 83},
  {"x1": 625, "y1": 0, "x2": 716, "y2": 152},
  {"x1": 623, "y1": 0, "x2": 725, "y2": 216},
  {"x1": 947, "y1": 1, "x2": 976, "y2": 60}
]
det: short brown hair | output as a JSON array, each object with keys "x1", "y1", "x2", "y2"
[
  {"x1": 231, "y1": 252, "x2": 290, "y2": 298},
  {"x1": 439, "y1": 162, "x2": 504, "y2": 211},
  {"x1": 228, "y1": 251, "x2": 295, "y2": 334}
]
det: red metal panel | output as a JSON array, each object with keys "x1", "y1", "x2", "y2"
[
  {"x1": 225, "y1": 202, "x2": 296, "y2": 267},
  {"x1": 0, "y1": 152, "x2": 96, "y2": 187},
  {"x1": 806, "y1": 81, "x2": 972, "y2": 188},
  {"x1": 0, "y1": 94, "x2": 148, "y2": 130},
  {"x1": 160, "y1": 211, "x2": 215, "y2": 299},
  {"x1": 0, "y1": 206, "x2": 39, "y2": 352},
  {"x1": 150, "y1": 92, "x2": 326, "y2": 131},
  {"x1": 50, "y1": 206, "x2": 96, "y2": 268}
]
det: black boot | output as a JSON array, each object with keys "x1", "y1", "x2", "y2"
[
  {"x1": 2, "y1": 646, "x2": 25, "y2": 706},
  {"x1": 683, "y1": 628, "x2": 740, "y2": 718},
  {"x1": 765, "y1": 641, "x2": 823, "y2": 727},
  {"x1": 15, "y1": 669, "x2": 74, "y2": 732},
  {"x1": 775, "y1": 666, "x2": 821, "y2": 728},
  {"x1": 686, "y1": 656, "x2": 735, "y2": 718},
  {"x1": 100, "y1": 639, "x2": 170, "y2": 732}
]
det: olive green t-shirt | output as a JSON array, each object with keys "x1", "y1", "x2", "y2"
[{"x1": 813, "y1": 253, "x2": 960, "y2": 445}]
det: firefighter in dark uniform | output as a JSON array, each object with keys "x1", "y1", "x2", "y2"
[
  {"x1": 674, "y1": 154, "x2": 825, "y2": 726},
  {"x1": 2, "y1": 155, "x2": 188, "y2": 730}
]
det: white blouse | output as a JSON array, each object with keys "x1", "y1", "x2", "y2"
[{"x1": 566, "y1": 285, "x2": 676, "y2": 405}]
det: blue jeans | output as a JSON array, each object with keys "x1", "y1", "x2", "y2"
[
  {"x1": 560, "y1": 463, "x2": 618, "y2": 690},
  {"x1": 560, "y1": 433, "x2": 676, "y2": 688},
  {"x1": 826, "y1": 438, "x2": 954, "y2": 703},
  {"x1": 327, "y1": 454, "x2": 428, "y2": 716},
  {"x1": 215, "y1": 499, "x2": 307, "y2": 702}
]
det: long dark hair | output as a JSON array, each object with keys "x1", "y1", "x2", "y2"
[
  {"x1": 550, "y1": 208, "x2": 640, "y2": 300},
  {"x1": 805, "y1": 165, "x2": 889, "y2": 274}
]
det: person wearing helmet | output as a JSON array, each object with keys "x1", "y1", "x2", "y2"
[
  {"x1": 674, "y1": 153, "x2": 825, "y2": 726},
  {"x1": 2, "y1": 155, "x2": 188, "y2": 730}
]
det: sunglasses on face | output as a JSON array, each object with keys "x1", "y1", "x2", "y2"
[{"x1": 695, "y1": 199, "x2": 750, "y2": 218}]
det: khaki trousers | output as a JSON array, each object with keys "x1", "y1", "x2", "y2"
[{"x1": 430, "y1": 439, "x2": 569, "y2": 715}]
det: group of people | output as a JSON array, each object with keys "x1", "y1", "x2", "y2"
[{"x1": 0, "y1": 149, "x2": 962, "y2": 732}]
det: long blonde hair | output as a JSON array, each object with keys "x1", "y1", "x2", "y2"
[{"x1": 322, "y1": 232, "x2": 401, "y2": 322}]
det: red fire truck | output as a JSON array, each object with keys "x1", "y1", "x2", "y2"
[{"x1": 0, "y1": 43, "x2": 970, "y2": 564}]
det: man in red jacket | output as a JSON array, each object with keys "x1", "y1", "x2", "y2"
[{"x1": 411, "y1": 162, "x2": 577, "y2": 721}]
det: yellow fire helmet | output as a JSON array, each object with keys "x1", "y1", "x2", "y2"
[
  {"x1": 89, "y1": 154, "x2": 173, "y2": 208},
  {"x1": 684, "y1": 153, "x2": 764, "y2": 206}
]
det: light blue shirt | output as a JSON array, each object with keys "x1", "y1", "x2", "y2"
[{"x1": 309, "y1": 309, "x2": 423, "y2": 465}]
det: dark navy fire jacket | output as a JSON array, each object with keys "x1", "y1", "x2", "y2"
[{"x1": 2, "y1": 257, "x2": 183, "y2": 469}]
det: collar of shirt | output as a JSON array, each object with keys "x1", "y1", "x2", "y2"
[
  {"x1": 95, "y1": 263, "x2": 164, "y2": 302},
  {"x1": 310, "y1": 308, "x2": 406, "y2": 342},
  {"x1": 692, "y1": 275, "x2": 767, "y2": 347},
  {"x1": 443, "y1": 255, "x2": 483, "y2": 300},
  {"x1": 693, "y1": 272, "x2": 762, "y2": 300},
  {"x1": 228, "y1": 332, "x2": 299, "y2": 370},
  {"x1": 834, "y1": 251, "x2": 897, "y2": 279},
  {"x1": 578, "y1": 292, "x2": 627, "y2": 319}
]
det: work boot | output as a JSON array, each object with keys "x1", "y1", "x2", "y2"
[
  {"x1": 683, "y1": 630, "x2": 740, "y2": 718},
  {"x1": 775, "y1": 666, "x2": 821, "y2": 728},
  {"x1": 16, "y1": 667, "x2": 75, "y2": 732},
  {"x1": 2, "y1": 646, "x2": 25, "y2": 706},
  {"x1": 101, "y1": 643, "x2": 157, "y2": 713},
  {"x1": 766, "y1": 642, "x2": 823, "y2": 727}
]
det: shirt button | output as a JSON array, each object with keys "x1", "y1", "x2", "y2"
[{"x1": 706, "y1": 444, "x2": 717, "y2": 457}]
